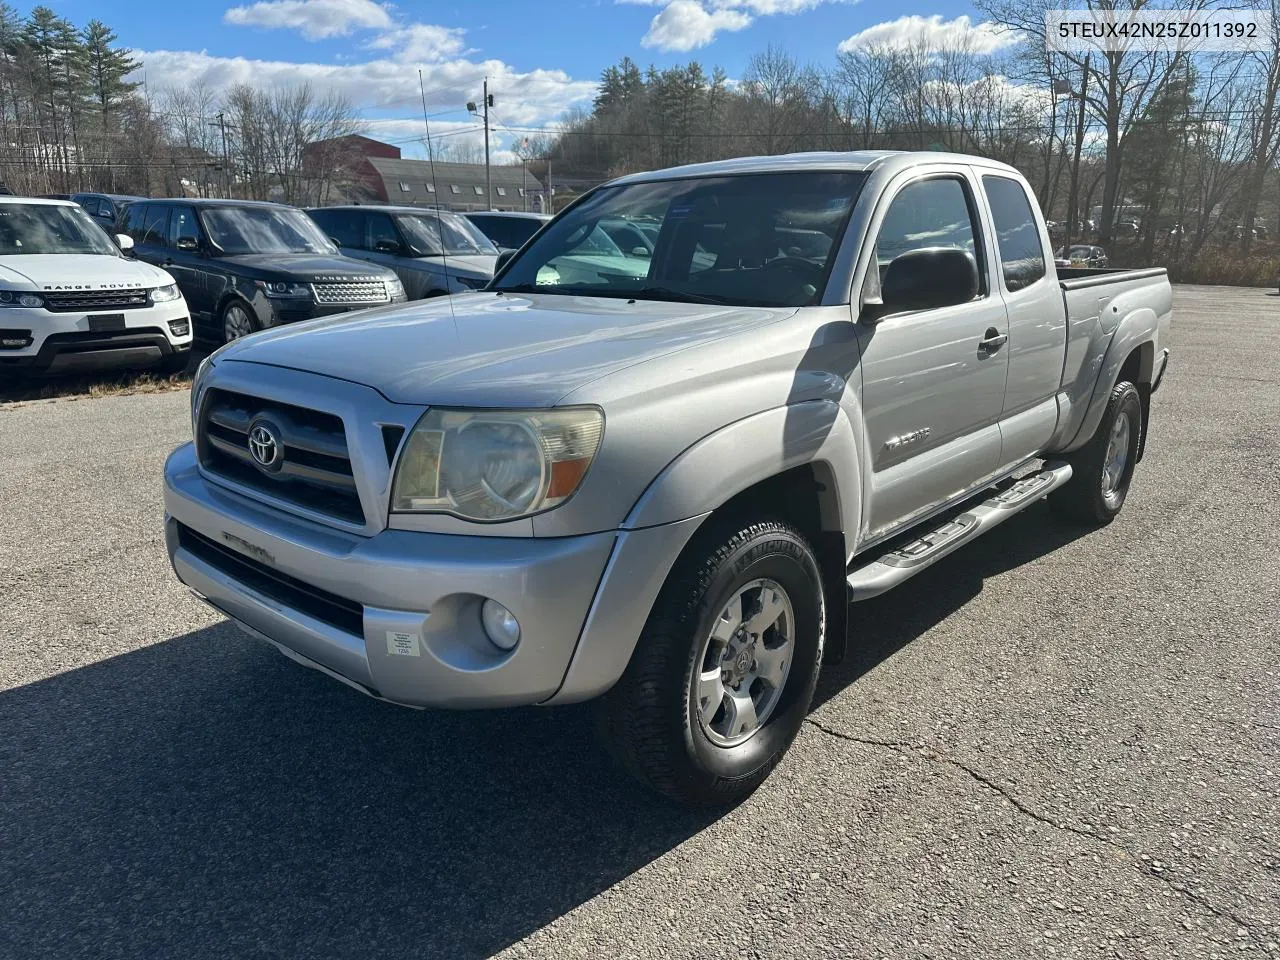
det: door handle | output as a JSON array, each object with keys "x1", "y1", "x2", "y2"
[{"x1": 979, "y1": 328, "x2": 1008, "y2": 351}]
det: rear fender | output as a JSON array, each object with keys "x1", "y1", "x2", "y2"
[{"x1": 1059, "y1": 304, "x2": 1157, "y2": 453}]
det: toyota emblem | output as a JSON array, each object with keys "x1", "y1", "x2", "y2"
[{"x1": 247, "y1": 419, "x2": 282, "y2": 471}]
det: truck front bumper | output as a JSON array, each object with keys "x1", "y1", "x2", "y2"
[{"x1": 164, "y1": 442, "x2": 702, "y2": 709}]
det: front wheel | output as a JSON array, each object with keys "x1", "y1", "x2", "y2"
[
  {"x1": 1051, "y1": 380, "x2": 1144, "y2": 525},
  {"x1": 595, "y1": 518, "x2": 825, "y2": 807},
  {"x1": 221, "y1": 301, "x2": 260, "y2": 344}
]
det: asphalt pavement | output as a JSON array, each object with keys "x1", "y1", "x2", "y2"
[{"x1": 1, "y1": 284, "x2": 1277, "y2": 959}]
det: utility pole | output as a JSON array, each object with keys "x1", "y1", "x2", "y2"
[
  {"x1": 483, "y1": 79, "x2": 492, "y2": 210},
  {"x1": 217, "y1": 112, "x2": 231, "y2": 199}
]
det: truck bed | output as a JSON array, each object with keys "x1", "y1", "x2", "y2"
[{"x1": 1054, "y1": 265, "x2": 1172, "y2": 453}]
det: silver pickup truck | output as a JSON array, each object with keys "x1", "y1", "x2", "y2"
[{"x1": 164, "y1": 151, "x2": 1171, "y2": 806}]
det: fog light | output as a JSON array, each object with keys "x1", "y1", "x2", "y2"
[
  {"x1": 480, "y1": 599, "x2": 520, "y2": 651},
  {"x1": 168, "y1": 318, "x2": 190, "y2": 337},
  {"x1": 0, "y1": 329, "x2": 32, "y2": 349}
]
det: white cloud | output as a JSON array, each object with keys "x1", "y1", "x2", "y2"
[
  {"x1": 366, "y1": 23, "x2": 467, "y2": 62},
  {"x1": 625, "y1": 0, "x2": 849, "y2": 50},
  {"x1": 133, "y1": 48, "x2": 596, "y2": 125},
  {"x1": 224, "y1": 0, "x2": 393, "y2": 40},
  {"x1": 715, "y1": 0, "x2": 830, "y2": 14},
  {"x1": 641, "y1": 0, "x2": 752, "y2": 51},
  {"x1": 837, "y1": 14, "x2": 1017, "y2": 55}
]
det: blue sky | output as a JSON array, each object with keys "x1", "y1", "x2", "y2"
[{"x1": 20, "y1": 0, "x2": 1004, "y2": 159}]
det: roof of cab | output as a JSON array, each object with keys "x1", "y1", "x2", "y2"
[{"x1": 606, "y1": 150, "x2": 1023, "y2": 186}]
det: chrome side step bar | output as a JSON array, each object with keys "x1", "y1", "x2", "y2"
[{"x1": 846, "y1": 461, "x2": 1073, "y2": 601}]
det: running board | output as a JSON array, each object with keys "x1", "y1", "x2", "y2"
[{"x1": 846, "y1": 461, "x2": 1073, "y2": 601}]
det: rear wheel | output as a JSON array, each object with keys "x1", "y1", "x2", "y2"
[
  {"x1": 1051, "y1": 380, "x2": 1143, "y2": 525},
  {"x1": 221, "y1": 301, "x2": 259, "y2": 344},
  {"x1": 595, "y1": 517, "x2": 825, "y2": 807}
]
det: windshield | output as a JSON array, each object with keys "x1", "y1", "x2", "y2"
[
  {"x1": 0, "y1": 203, "x2": 119, "y2": 256},
  {"x1": 200, "y1": 206, "x2": 336, "y2": 255},
  {"x1": 395, "y1": 212, "x2": 498, "y2": 256},
  {"x1": 494, "y1": 171, "x2": 867, "y2": 307}
]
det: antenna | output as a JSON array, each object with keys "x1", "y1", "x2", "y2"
[{"x1": 419, "y1": 69, "x2": 457, "y2": 319}]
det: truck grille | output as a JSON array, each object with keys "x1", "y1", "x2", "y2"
[
  {"x1": 197, "y1": 388, "x2": 365, "y2": 525},
  {"x1": 311, "y1": 281, "x2": 388, "y2": 304},
  {"x1": 42, "y1": 288, "x2": 150, "y2": 312},
  {"x1": 176, "y1": 522, "x2": 364, "y2": 636}
]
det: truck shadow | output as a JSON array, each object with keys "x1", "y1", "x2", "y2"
[
  {"x1": 0, "y1": 502, "x2": 1091, "y2": 960},
  {"x1": 814, "y1": 500, "x2": 1093, "y2": 709}
]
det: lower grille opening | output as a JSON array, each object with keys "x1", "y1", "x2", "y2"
[{"x1": 177, "y1": 522, "x2": 364, "y2": 636}]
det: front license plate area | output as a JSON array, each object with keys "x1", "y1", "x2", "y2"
[{"x1": 88, "y1": 313, "x2": 126, "y2": 332}]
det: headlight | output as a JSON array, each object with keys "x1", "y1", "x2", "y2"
[
  {"x1": 391, "y1": 407, "x2": 604, "y2": 521},
  {"x1": 150, "y1": 283, "x2": 182, "y2": 303},
  {"x1": 257, "y1": 281, "x2": 311, "y2": 299},
  {"x1": 386, "y1": 277, "x2": 406, "y2": 300},
  {"x1": 0, "y1": 290, "x2": 44, "y2": 308}
]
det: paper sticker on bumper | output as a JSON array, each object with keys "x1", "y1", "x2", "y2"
[{"x1": 386, "y1": 630, "x2": 422, "y2": 657}]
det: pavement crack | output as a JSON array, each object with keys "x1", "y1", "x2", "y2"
[{"x1": 803, "y1": 716, "x2": 1267, "y2": 944}]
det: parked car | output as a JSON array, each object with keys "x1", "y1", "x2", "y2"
[
  {"x1": 72, "y1": 192, "x2": 145, "y2": 235},
  {"x1": 307, "y1": 205, "x2": 498, "y2": 299},
  {"x1": 462, "y1": 210, "x2": 550, "y2": 251},
  {"x1": 164, "y1": 150, "x2": 1171, "y2": 806},
  {"x1": 120, "y1": 198, "x2": 406, "y2": 345},
  {"x1": 1056, "y1": 244, "x2": 1109, "y2": 268},
  {"x1": 1112, "y1": 219, "x2": 1140, "y2": 237},
  {"x1": 0, "y1": 197, "x2": 191, "y2": 375}
]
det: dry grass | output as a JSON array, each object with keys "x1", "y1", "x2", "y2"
[{"x1": 0, "y1": 366, "x2": 194, "y2": 407}]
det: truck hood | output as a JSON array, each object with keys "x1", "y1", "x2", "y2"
[
  {"x1": 220, "y1": 291, "x2": 793, "y2": 406},
  {"x1": 0, "y1": 254, "x2": 172, "y2": 290}
]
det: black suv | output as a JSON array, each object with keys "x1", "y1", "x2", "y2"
[
  {"x1": 119, "y1": 199, "x2": 406, "y2": 345},
  {"x1": 72, "y1": 192, "x2": 145, "y2": 235}
]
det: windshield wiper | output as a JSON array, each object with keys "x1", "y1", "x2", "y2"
[{"x1": 626, "y1": 287, "x2": 740, "y2": 306}]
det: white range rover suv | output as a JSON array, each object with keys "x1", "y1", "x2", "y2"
[{"x1": 0, "y1": 197, "x2": 192, "y2": 376}]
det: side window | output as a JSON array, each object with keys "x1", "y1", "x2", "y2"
[
  {"x1": 874, "y1": 177, "x2": 980, "y2": 287},
  {"x1": 310, "y1": 209, "x2": 363, "y2": 249},
  {"x1": 121, "y1": 203, "x2": 145, "y2": 239},
  {"x1": 982, "y1": 175, "x2": 1046, "y2": 291},
  {"x1": 366, "y1": 212, "x2": 400, "y2": 251},
  {"x1": 167, "y1": 206, "x2": 199, "y2": 248},
  {"x1": 140, "y1": 205, "x2": 168, "y2": 246}
]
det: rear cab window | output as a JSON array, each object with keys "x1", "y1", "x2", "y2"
[{"x1": 982, "y1": 175, "x2": 1046, "y2": 291}]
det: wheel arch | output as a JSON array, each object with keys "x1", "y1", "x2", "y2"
[{"x1": 1059, "y1": 306, "x2": 1157, "y2": 456}]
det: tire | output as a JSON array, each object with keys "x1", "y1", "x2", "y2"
[
  {"x1": 221, "y1": 300, "x2": 260, "y2": 345},
  {"x1": 594, "y1": 517, "x2": 825, "y2": 807},
  {"x1": 1051, "y1": 380, "x2": 1144, "y2": 526}
]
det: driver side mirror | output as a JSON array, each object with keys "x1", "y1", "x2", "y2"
[
  {"x1": 374, "y1": 239, "x2": 403, "y2": 255},
  {"x1": 631, "y1": 246, "x2": 651, "y2": 258},
  {"x1": 863, "y1": 247, "x2": 978, "y2": 323},
  {"x1": 115, "y1": 233, "x2": 134, "y2": 254},
  {"x1": 495, "y1": 249, "x2": 516, "y2": 273},
  {"x1": 175, "y1": 236, "x2": 199, "y2": 252}
]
